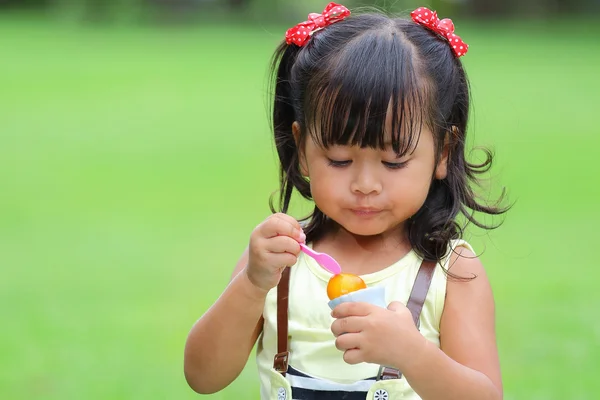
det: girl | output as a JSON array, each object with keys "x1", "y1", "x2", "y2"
[{"x1": 184, "y1": 3, "x2": 508, "y2": 399}]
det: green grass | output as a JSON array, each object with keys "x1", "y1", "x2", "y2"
[{"x1": 1, "y1": 13, "x2": 599, "y2": 400}]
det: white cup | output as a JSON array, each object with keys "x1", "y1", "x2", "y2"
[{"x1": 328, "y1": 286, "x2": 387, "y2": 310}]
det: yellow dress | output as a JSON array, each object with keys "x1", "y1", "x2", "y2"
[{"x1": 255, "y1": 240, "x2": 474, "y2": 400}]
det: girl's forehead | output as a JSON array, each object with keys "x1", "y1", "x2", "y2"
[
  {"x1": 306, "y1": 126, "x2": 434, "y2": 160},
  {"x1": 305, "y1": 97, "x2": 429, "y2": 156},
  {"x1": 307, "y1": 121, "x2": 430, "y2": 153}
]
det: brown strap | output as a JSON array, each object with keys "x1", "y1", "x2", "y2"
[
  {"x1": 406, "y1": 260, "x2": 436, "y2": 328},
  {"x1": 378, "y1": 260, "x2": 436, "y2": 380},
  {"x1": 273, "y1": 266, "x2": 291, "y2": 375}
]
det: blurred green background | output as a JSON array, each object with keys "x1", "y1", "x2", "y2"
[{"x1": 1, "y1": 0, "x2": 599, "y2": 399}]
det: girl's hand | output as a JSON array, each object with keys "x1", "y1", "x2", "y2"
[
  {"x1": 330, "y1": 301, "x2": 427, "y2": 370},
  {"x1": 246, "y1": 213, "x2": 305, "y2": 292}
]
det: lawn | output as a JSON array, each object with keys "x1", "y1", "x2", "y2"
[{"x1": 0, "y1": 12, "x2": 598, "y2": 400}]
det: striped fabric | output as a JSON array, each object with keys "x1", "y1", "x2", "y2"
[{"x1": 287, "y1": 365, "x2": 377, "y2": 400}]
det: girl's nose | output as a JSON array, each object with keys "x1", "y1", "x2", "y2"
[{"x1": 350, "y1": 167, "x2": 382, "y2": 195}]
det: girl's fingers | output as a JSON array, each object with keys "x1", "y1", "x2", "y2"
[
  {"x1": 331, "y1": 302, "x2": 372, "y2": 319},
  {"x1": 268, "y1": 253, "x2": 299, "y2": 269},
  {"x1": 342, "y1": 348, "x2": 363, "y2": 365},
  {"x1": 335, "y1": 332, "x2": 361, "y2": 352},
  {"x1": 261, "y1": 213, "x2": 304, "y2": 241},
  {"x1": 331, "y1": 316, "x2": 364, "y2": 337},
  {"x1": 264, "y1": 235, "x2": 301, "y2": 255}
]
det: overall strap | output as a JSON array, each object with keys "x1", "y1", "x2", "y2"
[
  {"x1": 406, "y1": 260, "x2": 436, "y2": 329},
  {"x1": 378, "y1": 260, "x2": 436, "y2": 380},
  {"x1": 273, "y1": 266, "x2": 291, "y2": 375},
  {"x1": 273, "y1": 260, "x2": 436, "y2": 379}
]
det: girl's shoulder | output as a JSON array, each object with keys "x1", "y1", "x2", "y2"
[{"x1": 442, "y1": 239, "x2": 477, "y2": 268}]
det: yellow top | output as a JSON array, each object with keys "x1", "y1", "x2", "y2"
[{"x1": 255, "y1": 240, "x2": 474, "y2": 399}]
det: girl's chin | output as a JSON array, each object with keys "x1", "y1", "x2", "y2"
[{"x1": 338, "y1": 221, "x2": 390, "y2": 237}]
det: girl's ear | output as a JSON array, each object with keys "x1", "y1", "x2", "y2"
[
  {"x1": 435, "y1": 127, "x2": 456, "y2": 180},
  {"x1": 292, "y1": 121, "x2": 309, "y2": 177}
]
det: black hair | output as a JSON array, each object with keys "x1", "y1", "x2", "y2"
[{"x1": 268, "y1": 9, "x2": 510, "y2": 264}]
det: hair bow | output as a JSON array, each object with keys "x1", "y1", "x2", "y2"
[
  {"x1": 285, "y1": 2, "x2": 351, "y2": 47},
  {"x1": 410, "y1": 7, "x2": 469, "y2": 57}
]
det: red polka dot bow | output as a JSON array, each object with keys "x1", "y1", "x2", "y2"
[
  {"x1": 410, "y1": 7, "x2": 469, "y2": 58},
  {"x1": 285, "y1": 2, "x2": 351, "y2": 47}
]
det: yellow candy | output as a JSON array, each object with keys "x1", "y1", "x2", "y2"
[{"x1": 326, "y1": 273, "x2": 367, "y2": 300}]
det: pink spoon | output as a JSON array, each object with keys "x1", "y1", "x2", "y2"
[{"x1": 299, "y1": 243, "x2": 342, "y2": 275}]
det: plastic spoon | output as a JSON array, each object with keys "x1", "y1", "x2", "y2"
[{"x1": 299, "y1": 243, "x2": 342, "y2": 275}]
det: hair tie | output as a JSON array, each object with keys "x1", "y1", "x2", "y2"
[
  {"x1": 285, "y1": 2, "x2": 351, "y2": 47},
  {"x1": 411, "y1": 7, "x2": 469, "y2": 58}
]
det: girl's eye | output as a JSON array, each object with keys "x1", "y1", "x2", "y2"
[
  {"x1": 382, "y1": 161, "x2": 408, "y2": 170},
  {"x1": 327, "y1": 159, "x2": 351, "y2": 167}
]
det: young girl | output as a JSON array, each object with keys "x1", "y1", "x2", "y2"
[{"x1": 184, "y1": 3, "x2": 508, "y2": 399}]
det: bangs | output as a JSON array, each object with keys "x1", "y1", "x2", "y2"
[{"x1": 304, "y1": 29, "x2": 429, "y2": 156}]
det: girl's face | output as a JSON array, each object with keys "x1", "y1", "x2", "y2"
[{"x1": 295, "y1": 122, "x2": 448, "y2": 239}]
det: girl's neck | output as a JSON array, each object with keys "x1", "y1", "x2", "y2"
[{"x1": 313, "y1": 221, "x2": 412, "y2": 275}]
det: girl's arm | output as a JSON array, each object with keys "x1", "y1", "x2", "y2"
[
  {"x1": 331, "y1": 247, "x2": 503, "y2": 400},
  {"x1": 184, "y1": 213, "x2": 304, "y2": 394},
  {"x1": 400, "y1": 247, "x2": 503, "y2": 400},
  {"x1": 183, "y1": 248, "x2": 266, "y2": 394}
]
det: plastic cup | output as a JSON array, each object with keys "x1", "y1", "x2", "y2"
[{"x1": 327, "y1": 286, "x2": 387, "y2": 310}]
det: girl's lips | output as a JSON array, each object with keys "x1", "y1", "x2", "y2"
[{"x1": 351, "y1": 208, "x2": 382, "y2": 216}]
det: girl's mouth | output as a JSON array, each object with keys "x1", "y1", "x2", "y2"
[{"x1": 351, "y1": 208, "x2": 382, "y2": 217}]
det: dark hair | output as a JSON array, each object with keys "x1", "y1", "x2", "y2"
[{"x1": 268, "y1": 10, "x2": 509, "y2": 264}]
